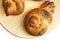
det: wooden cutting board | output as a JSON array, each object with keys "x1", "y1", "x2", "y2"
[{"x1": 0, "y1": 0, "x2": 60, "y2": 38}]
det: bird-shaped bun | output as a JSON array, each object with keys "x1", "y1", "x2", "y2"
[
  {"x1": 24, "y1": 1, "x2": 55, "y2": 36},
  {"x1": 3, "y1": 0, "x2": 24, "y2": 16}
]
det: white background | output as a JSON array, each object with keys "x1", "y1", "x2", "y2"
[{"x1": 0, "y1": 24, "x2": 60, "y2": 40}]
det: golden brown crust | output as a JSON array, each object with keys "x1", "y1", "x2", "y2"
[
  {"x1": 3, "y1": 0, "x2": 24, "y2": 16},
  {"x1": 32, "y1": 0, "x2": 42, "y2": 1},
  {"x1": 40, "y1": 1, "x2": 55, "y2": 14},
  {"x1": 24, "y1": 1, "x2": 55, "y2": 36}
]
